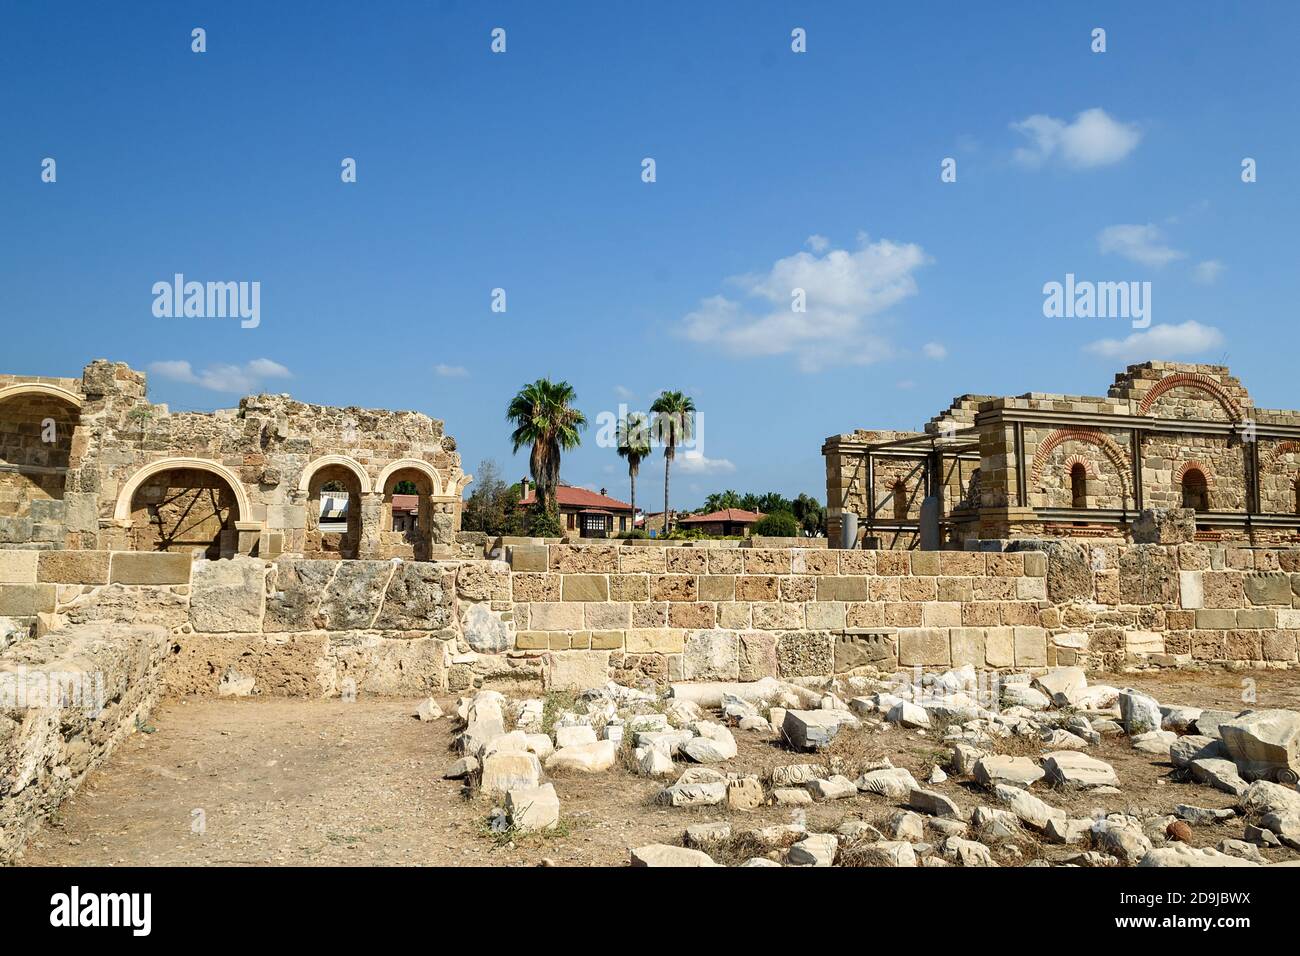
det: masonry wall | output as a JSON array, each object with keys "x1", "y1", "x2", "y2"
[
  {"x1": 4, "y1": 542, "x2": 1298, "y2": 704},
  {"x1": 0, "y1": 622, "x2": 170, "y2": 863}
]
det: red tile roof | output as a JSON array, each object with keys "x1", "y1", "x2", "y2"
[
  {"x1": 391, "y1": 494, "x2": 419, "y2": 513},
  {"x1": 519, "y1": 485, "x2": 633, "y2": 512},
  {"x1": 679, "y1": 508, "x2": 764, "y2": 524}
]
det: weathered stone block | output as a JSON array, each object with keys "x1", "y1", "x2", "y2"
[
  {"x1": 189, "y1": 556, "x2": 266, "y2": 633},
  {"x1": 320, "y1": 560, "x2": 394, "y2": 629},
  {"x1": 738, "y1": 631, "x2": 778, "y2": 680},
  {"x1": 697, "y1": 574, "x2": 735, "y2": 601},
  {"x1": 584, "y1": 602, "x2": 631, "y2": 630},
  {"x1": 682, "y1": 630, "x2": 739, "y2": 681},
  {"x1": 834, "y1": 631, "x2": 895, "y2": 671},
  {"x1": 544, "y1": 650, "x2": 612, "y2": 690},
  {"x1": 561, "y1": 574, "x2": 609, "y2": 602},
  {"x1": 36, "y1": 550, "x2": 111, "y2": 585},
  {"x1": 530, "y1": 602, "x2": 584, "y2": 631},
  {"x1": 1013, "y1": 626, "x2": 1047, "y2": 667},
  {"x1": 949, "y1": 627, "x2": 986, "y2": 667},
  {"x1": 625, "y1": 628, "x2": 685, "y2": 653},
  {"x1": 805, "y1": 601, "x2": 846, "y2": 630},
  {"x1": 0, "y1": 550, "x2": 38, "y2": 584},
  {"x1": 264, "y1": 560, "x2": 334, "y2": 632},
  {"x1": 898, "y1": 628, "x2": 950, "y2": 667},
  {"x1": 776, "y1": 631, "x2": 834, "y2": 676},
  {"x1": 109, "y1": 551, "x2": 192, "y2": 585}
]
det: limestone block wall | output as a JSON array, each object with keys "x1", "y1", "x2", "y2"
[
  {"x1": 0, "y1": 622, "x2": 170, "y2": 863},
  {"x1": 495, "y1": 542, "x2": 1300, "y2": 682},
  {"x1": 2, "y1": 541, "x2": 1298, "y2": 705}
]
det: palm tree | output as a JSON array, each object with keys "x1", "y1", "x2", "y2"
[
  {"x1": 506, "y1": 379, "x2": 587, "y2": 517},
  {"x1": 617, "y1": 412, "x2": 651, "y2": 532},
  {"x1": 649, "y1": 390, "x2": 696, "y2": 536}
]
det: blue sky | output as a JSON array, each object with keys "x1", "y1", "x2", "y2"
[{"x1": 5, "y1": 2, "x2": 1297, "y2": 510}]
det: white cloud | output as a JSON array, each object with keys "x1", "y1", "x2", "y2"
[
  {"x1": 1011, "y1": 108, "x2": 1141, "y2": 169},
  {"x1": 678, "y1": 234, "x2": 929, "y2": 371},
  {"x1": 896, "y1": 379, "x2": 916, "y2": 390},
  {"x1": 1084, "y1": 320, "x2": 1224, "y2": 362},
  {"x1": 922, "y1": 341, "x2": 948, "y2": 360},
  {"x1": 675, "y1": 453, "x2": 735, "y2": 475},
  {"x1": 149, "y1": 359, "x2": 291, "y2": 394},
  {"x1": 805, "y1": 234, "x2": 830, "y2": 253},
  {"x1": 1097, "y1": 223, "x2": 1186, "y2": 267},
  {"x1": 614, "y1": 384, "x2": 636, "y2": 400},
  {"x1": 1193, "y1": 259, "x2": 1225, "y2": 284},
  {"x1": 434, "y1": 363, "x2": 470, "y2": 378}
]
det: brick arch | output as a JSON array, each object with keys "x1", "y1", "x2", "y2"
[
  {"x1": 1061, "y1": 454, "x2": 1101, "y2": 480},
  {"x1": 1030, "y1": 428, "x2": 1131, "y2": 495},
  {"x1": 1262, "y1": 440, "x2": 1300, "y2": 472},
  {"x1": 1138, "y1": 372, "x2": 1242, "y2": 421},
  {"x1": 1174, "y1": 459, "x2": 1214, "y2": 484}
]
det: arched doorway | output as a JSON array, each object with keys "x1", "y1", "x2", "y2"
[
  {"x1": 306, "y1": 464, "x2": 364, "y2": 559},
  {"x1": 128, "y1": 467, "x2": 241, "y2": 558},
  {"x1": 381, "y1": 466, "x2": 434, "y2": 560},
  {"x1": 1181, "y1": 467, "x2": 1210, "y2": 512},
  {"x1": 1070, "y1": 463, "x2": 1088, "y2": 509},
  {"x1": 0, "y1": 386, "x2": 80, "y2": 546}
]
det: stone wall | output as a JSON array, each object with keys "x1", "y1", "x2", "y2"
[
  {"x1": 5, "y1": 541, "x2": 1297, "y2": 703},
  {"x1": 0, "y1": 360, "x2": 472, "y2": 560},
  {"x1": 0, "y1": 622, "x2": 170, "y2": 863}
]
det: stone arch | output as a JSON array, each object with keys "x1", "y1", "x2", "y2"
[
  {"x1": 376, "y1": 458, "x2": 443, "y2": 497},
  {"x1": 0, "y1": 384, "x2": 83, "y2": 544},
  {"x1": 118, "y1": 459, "x2": 248, "y2": 558},
  {"x1": 1138, "y1": 372, "x2": 1242, "y2": 421},
  {"x1": 1262, "y1": 441, "x2": 1300, "y2": 472},
  {"x1": 304, "y1": 462, "x2": 365, "y2": 559},
  {"x1": 0, "y1": 383, "x2": 83, "y2": 409},
  {"x1": 1030, "y1": 429, "x2": 1130, "y2": 489},
  {"x1": 379, "y1": 464, "x2": 436, "y2": 560},
  {"x1": 114, "y1": 457, "x2": 251, "y2": 522},
  {"x1": 298, "y1": 454, "x2": 372, "y2": 495}
]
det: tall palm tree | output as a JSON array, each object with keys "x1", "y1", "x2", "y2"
[
  {"x1": 506, "y1": 379, "x2": 587, "y2": 516},
  {"x1": 649, "y1": 390, "x2": 695, "y2": 536},
  {"x1": 617, "y1": 412, "x2": 651, "y2": 532}
]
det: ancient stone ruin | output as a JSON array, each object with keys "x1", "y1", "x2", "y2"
[
  {"x1": 824, "y1": 362, "x2": 1300, "y2": 549},
  {"x1": 3, "y1": 357, "x2": 1300, "y2": 867}
]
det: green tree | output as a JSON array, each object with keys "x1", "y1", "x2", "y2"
[
  {"x1": 703, "y1": 489, "x2": 743, "y2": 512},
  {"x1": 617, "y1": 412, "x2": 651, "y2": 532},
  {"x1": 791, "y1": 493, "x2": 826, "y2": 536},
  {"x1": 752, "y1": 511, "x2": 800, "y2": 537},
  {"x1": 506, "y1": 378, "x2": 587, "y2": 520},
  {"x1": 649, "y1": 390, "x2": 695, "y2": 535},
  {"x1": 461, "y1": 459, "x2": 525, "y2": 536}
]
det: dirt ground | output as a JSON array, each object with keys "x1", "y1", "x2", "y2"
[{"x1": 15, "y1": 669, "x2": 1300, "y2": 867}]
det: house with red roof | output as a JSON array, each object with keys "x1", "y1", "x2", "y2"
[
  {"x1": 677, "y1": 508, "x2": 764, "y2": 537},
  {"x1": 518, "y1": 479, "x2": 636, "y2": 538}
]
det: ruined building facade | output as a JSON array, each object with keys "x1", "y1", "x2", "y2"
[
  {"x1": 0, "y1": 360, "x2": 472, "y2": 560},
  {"x1": 823, "y1": 363, "x2": 1300, "y2": 549}
]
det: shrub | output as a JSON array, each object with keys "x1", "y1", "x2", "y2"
[
  {"x1": 751, "y1": 511, "x2": 800, "y2": 537},
  {"x1": 527, "y1": 506, "x2": 564, "y2": 538}
]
